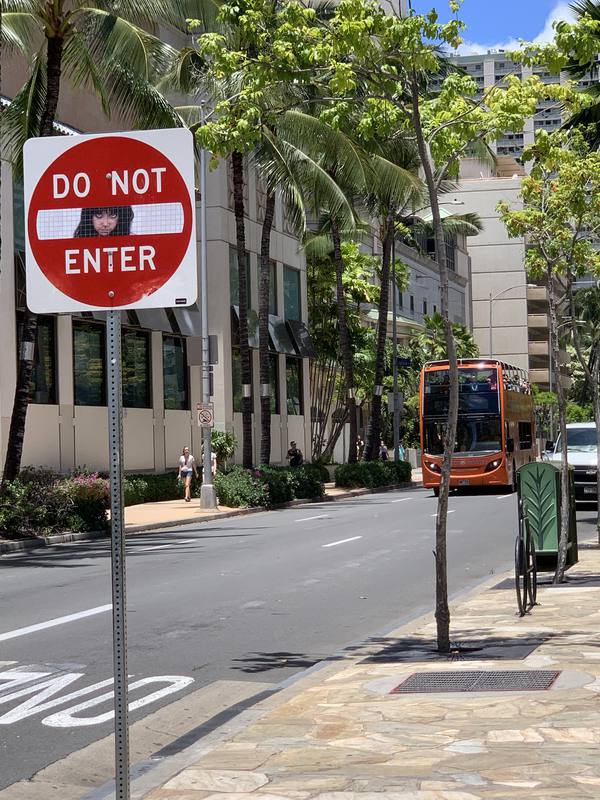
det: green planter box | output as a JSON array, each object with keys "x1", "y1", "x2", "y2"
[{"x1": 517, "y1": 462, "x2": 578, "y2": 568}]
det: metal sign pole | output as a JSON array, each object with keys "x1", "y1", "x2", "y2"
[
  {"x1": 106, "y1": 308, "x2": 130, "y2": 800},
  {"x1": 391, "y1": 236, "x2": 400, "y2": 463}
]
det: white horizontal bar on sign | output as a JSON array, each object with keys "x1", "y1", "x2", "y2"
[{"x1": 35, "y1": 203, "x2": 185, "y2": 240}]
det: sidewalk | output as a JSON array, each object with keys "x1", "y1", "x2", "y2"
[{"x1": 139, "y1": 542, "x2": 600, "y2": 800}]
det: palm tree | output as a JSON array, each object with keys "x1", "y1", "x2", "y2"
[
  {"x1": 1, "y1": 0, "x2": 216, "y2": 485},
  {"x1": 362, "y1": 138, "x2": 422, "y2": 462}
]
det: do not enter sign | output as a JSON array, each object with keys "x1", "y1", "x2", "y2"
[{"x1": 24, "y1": 129, "x2": 197, "y2": 312}]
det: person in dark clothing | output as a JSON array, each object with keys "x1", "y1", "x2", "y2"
[
  {"x1": 379, "y1": 440, "x2": 389, "y2": 461},
  {"x1": 287, "y1": 441, "x2": 304, "y2": 467}
]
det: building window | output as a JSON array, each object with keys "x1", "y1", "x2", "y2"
[
  {"x1": 283, "y1": 265, "x2": 301, "y2": 321},
  {"x1": 398, "y1": 291, "x2": 403, "y2": 309},
  {"x1": 423, "y1": 299, "x2": 428, "y2": 316},
  {"x1": 122, "y1": 329, "x2": 151, "y2": 408},
  {"x1": 286, "y1": 356, "x2": 303, "y2": 415},
  {"x1": 433, "y1": 305, "x2": 437, "y2": 314},
  {"x1": 163, "y1": 335, "x2": 188, "y2": 410},
  {"x1": 232, "y1": 347, "x2": 254, "y2": 412},
  {"x1": 269, "y1": 353, "x2": 280, "y2": 414},
  {"x1": 17, "y1": 314, "x2": 57, "y2": 404},
  {"x1": 269, "y1": 261, "x2": 278, "y2": 315},
  {"x1": 410, "y1": 295, "x2": 415, "y2": 313},
  {"x1": 73, "y1": 321, "x2": 105, "y2": 406},
  {"x1": 229, "y1": 246, "x2": 251, "y2": 308}
]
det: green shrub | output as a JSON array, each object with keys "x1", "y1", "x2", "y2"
[
  {"x1": 213, "y1": 466, "x2": 270, "y2": 507},
  {"x1": 335, "y1": 460, "x2": 411, "y2": 489},
  {"x1": 291, "y1": 464, "x2": 325, "y2": 499},
  {"x1": 256, "y1": 466, "x2": 296, "y2": 504},
  {"x1": 211, "y1": 430, "x2": 237, "y2": 470},
  {"x1": 60, "y1": 473, "x2": 109, "y2": 531},
  {"x1": 124, "y1": 473, "x2": 180, "y2": 504}
]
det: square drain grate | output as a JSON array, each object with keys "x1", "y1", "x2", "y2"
[{"x1": 391, "y1": 669, "x2": 561, "y2": 694}]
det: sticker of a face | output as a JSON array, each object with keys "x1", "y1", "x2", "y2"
[{"x1": 92, "y1": 209, "x2": 119, "y2": 236}]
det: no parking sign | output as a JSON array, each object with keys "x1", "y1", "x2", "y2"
[{"x1": 24, "y1": 129, "x2": 197, "y2": 311}]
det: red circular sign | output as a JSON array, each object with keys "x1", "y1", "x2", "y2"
[{"x1": 28, "y1": 136, "x2": 193, "y2": 307}]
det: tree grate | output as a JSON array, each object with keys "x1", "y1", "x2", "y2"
[{"x1": 391, "y1": 670, "x2": 561, "y2": 694}]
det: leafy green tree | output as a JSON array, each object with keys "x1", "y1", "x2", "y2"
[
  {"x1": 1, "y1": 0, "x2": 212, "y2": 486},
  {"x1": 499, "y1": 127, "x2": 600, "y2": 570}
]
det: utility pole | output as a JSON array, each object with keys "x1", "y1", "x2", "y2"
[{"x1": 392, "y1": 236, "x2": 400, "y2": 462}]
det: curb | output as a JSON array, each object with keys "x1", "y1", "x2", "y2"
[{"x1": 0, "y1": 481, "x2": 420, "y2": 554}]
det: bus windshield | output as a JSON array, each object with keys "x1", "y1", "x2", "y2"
[
  {"x1": 424, "y1": 368, "x2": 499, "y2": 416},
  {"x1": 424, "y1": 417, "x2": 503, "y2": 456}
]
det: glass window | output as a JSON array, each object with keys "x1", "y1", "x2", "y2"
[
  {"x1": 18, "y1": 314, "x2": 57, "y2": 404},
  {"x1": 286, "y1": 356, "x2": 303, "y2": 415},
  {"x1": 424, "y1": 417, "x2": 502, "y2": 456},
  {"x1": 74, "y1": 321, "x2": 105, "y2": 406},
  {"x1": 398, "y1": 291, "x2": 403, "y2": 309},
  {"x1": 283, "y1": 266, "x2": 301, "y2": 321},
  {"x1": 269, "y1": 353, "x2": 280, "y2": 414},
  {"x1": 229, "y1": 246, "x2": 251, "y2": 308},
  {"x1": 519, "y1": 421, "x2": 533, "y2": 451},
  {"x1": 232, "y1": 347, "x2": 242, "y2": 413},
  {"x1": 423, "y1": 299, "x2": 428, "y2": 316},
  {"x1": 410, "y1": 295, "x2": 415, "y2": 313},
  {"x1": 269, "y1": 261, "x2": 278, "y2": 315},
  {"x1": 163, "y1": 335, "x2": 188, "y2": 410},
  {"x1": 424, "y1": 368, "x2": 499, "y2": 417},
  {"x1": 122, "y1": 329, "x2": 151, "y2": 408}
]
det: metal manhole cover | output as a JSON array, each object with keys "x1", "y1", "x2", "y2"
[{"x1": 391, "y1": 669, "x2": 561, "y2": 694}]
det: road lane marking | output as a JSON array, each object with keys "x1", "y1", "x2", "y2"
[
  {"x1": 322, "y1": 536, "x2": 362, "y2": 548},
  {"x1": 391, "y1": 498, "x2": 412, "y2": 503},
  {"x1": 137, "y1": 544, "x2": 173, "y2": 551},
  {"x1": 430, "y1": 510, "x2": 456, "y2": 517},
  {"x1": 0, "y1": 605, "x2": 112, "y2": 643},
  {"x1": 295, "y1": 515, "x2": 330, "y2": 522}
]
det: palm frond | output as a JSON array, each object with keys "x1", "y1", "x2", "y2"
[
  {"x1": 157, "y1": 47, "x2": 206, "y2": 95},
  {"x1": 61, "y1": 28, "x2": 110, "y2": 116},
  {"x1": 1, "y1": 0, "x2": 38, "y2": 11},
  {"x1": 366, "y1": 153, "x2": 423, "y2": 212},
  {"x1": 415, "y1": 212, "x2": 484, "y2": 239},
  {"x1": 103, "y1": 62, "x2": 184, "y2": 130},
  {"x1": 0, "y1": 11, "x2": 41, "y2": 53},
  {"x1": 1, "y1": 53, "x2": 46, "y2": 176}
]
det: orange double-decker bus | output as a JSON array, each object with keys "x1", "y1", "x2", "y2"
[{"x1": 420, "y1": 359, "x2": 535, "y2": 495}]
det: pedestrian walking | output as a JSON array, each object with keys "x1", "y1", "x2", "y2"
[
  {"x1": 178, "y1": 446, "x2": 198, "y2": 502},
  {"x1": 356, "y1": 436, "x2": 365, "y2": 461},
  {"x1": 287, "y1": 441, "x2": 304, "y2": 467},
  {"x1": 379, "y1": 439, "x2": 389, "y2": 461},
  {"x1": 396, "y1": 440, "x2": 406, "y2": 462}
]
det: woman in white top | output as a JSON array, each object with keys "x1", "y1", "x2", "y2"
[{"x1": 178, "y1": 446, "x2": 197, "y2": 502}]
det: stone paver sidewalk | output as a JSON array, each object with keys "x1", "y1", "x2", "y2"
[{"x1": 142, "y1": 543, "x2": 600, "y2": 800}]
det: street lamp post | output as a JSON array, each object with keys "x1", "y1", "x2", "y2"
[
  {"x1": 199, "y1": 103, "x2": 217, "y2": 510},
  {"x1": 488, "y1": 283, "x2": 535, "y2": 360}
]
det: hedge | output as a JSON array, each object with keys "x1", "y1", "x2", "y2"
[
  {"x1": 334, "y1": 460, "x2": 412, "y2": 489},
  {"x1": 212, "y1": 464, "x2": 325, "y2": 508}
]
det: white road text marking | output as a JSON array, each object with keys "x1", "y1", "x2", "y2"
[{"x1": 295, "y1": 515, "x2": 330, "y2": 522}]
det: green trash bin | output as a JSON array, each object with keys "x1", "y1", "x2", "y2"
[{"x1": 517, "y1": 462, "x2": 578, "y2": 569}]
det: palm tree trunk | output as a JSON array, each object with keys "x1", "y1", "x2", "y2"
[
  {"x1": 331, "y1": 219, "x2": 357, "y2": 464},
  {"x1": 2, "y1": 33, "x2": 64, "y2": 487},
  {"x1": 550, "y1": 272, "x2": 571, "y2": 583},
  {"x1": 410, "y1": 71, "x2": 455, "y2": 654},
  {"x1": 231, "y1": 151, "x2": 253, "y2": 469},
  {"x1": 365, "y1": 216, "x2": 393, "y2": 462},
  {"x1": 259, "y1": 192, "x2": 276, "y2": 465}
]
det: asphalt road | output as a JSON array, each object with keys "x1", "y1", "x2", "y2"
[{"x1": 1, "y1": 486, "x2": 597, "y2": 789}]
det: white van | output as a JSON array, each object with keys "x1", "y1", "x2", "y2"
[{"x1": 549, "y1": 422, "x2": 598, "y2": 500}]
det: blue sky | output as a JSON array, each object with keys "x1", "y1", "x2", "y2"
[{"x1": 410, "y1": 1, "x2": 576, "y2": 53}]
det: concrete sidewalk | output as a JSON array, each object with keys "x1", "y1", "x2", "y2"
[{"x1": 138, "y1": 543, "x2": 600, "y2": 800}]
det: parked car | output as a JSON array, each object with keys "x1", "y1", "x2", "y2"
[{"x1": 548, "y1": 422, "x2": 598, "y2": 501}]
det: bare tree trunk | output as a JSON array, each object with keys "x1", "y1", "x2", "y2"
[
  {"x1": 331, "y1": 219, "x2": 357, "y2": 463},
  {"x1": 259, "y1": 192, "x2": 276, "y2": 465},
  {"x1": 231, "y1": 152, "x2": 253, "y2": 469},
  {"x1": 411, "y1": 72, "x2": 455, "y2": 653},
  {"x1": 549, "y1": 271, "x2": 570, "y2": 583},
  {"x1": 2, "y1": 33, "x2": 64, "y2": 486},
  {"x1": 364, "y1": 217, "x2": 393, "y2": 461}
]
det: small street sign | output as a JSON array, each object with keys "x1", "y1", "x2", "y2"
[
  {"x1": 197, "y1": 402, "x2": 215, "y2": 428},
  {"x1": 24, "y1": 129, "x2": 197, "y2": 312}
]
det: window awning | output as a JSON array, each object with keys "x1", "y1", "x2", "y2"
[
  {"x1": 136, "y1": 309, "x2": 173, "y2": 333},
  {"x1": 286, "y1": 319, "x2": 316, "y2": 358},
  {"x1": 269, "y1": 315, "x2": 296, "y2": 354},
  {"x1": 173, "y1": 304, "x2": 202, "y2": 337}
]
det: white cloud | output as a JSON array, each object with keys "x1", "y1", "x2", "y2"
[{"x1": 455, "y1": 2, "x2": 576, "y2": 55}]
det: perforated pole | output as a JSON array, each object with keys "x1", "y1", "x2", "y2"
[{"x1": 106, "y1": 308, "x2": 130, "y2": 800}]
